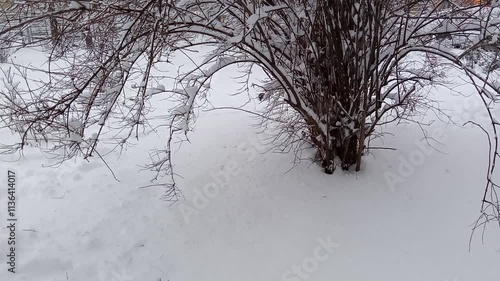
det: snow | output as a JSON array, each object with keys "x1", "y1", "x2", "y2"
[
  {"x1": 492, "y1": 34, "x2": 499, "y2": 44},
  {"x1": 145, "y1": 85, "x2": 166, "y2": 97},
  {"x1": 68, "y1": 131, "x2": 82, "y2": 142},
  {"x1": 68, "y1": 119, "x2": 82, "y2": 130},
  {"x1": 172, "y1": 105, "x2": 189, "y2": 115},
  {"x1": 97, "y1": 115, "x2": 106, "y2": 126},
  {"x1": 247, "y1": 14, "x2": 262, "y2": 27},
  {"x1": 67, "y1": 1, "x2": 85, "y2": 10},
  {"x1": 228, "y1": 34, "x2": 243, "y2": 44},
  {"x1": 1, "y1": 48, "x2": 500, "y2": 281}
]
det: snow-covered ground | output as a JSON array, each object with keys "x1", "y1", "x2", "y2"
[{"x1": 0, "y1": 48, "x2": 500, "y2": 281}]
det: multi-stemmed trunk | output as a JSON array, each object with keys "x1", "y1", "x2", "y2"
[{"x1": 305, "y1": 113, "x2": 365, "y2": 174}]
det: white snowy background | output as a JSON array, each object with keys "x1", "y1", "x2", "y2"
[{"x1": 0, "y1": 47, "x2": 499, "y2": 281}]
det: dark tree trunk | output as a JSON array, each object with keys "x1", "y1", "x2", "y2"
[{"x1": 307, "y1": 118, "x2": 362, "y2": 174}]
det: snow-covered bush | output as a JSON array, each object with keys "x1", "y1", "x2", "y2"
[{"x1": 0, "y1": 0, "x2": 500, "y2": 227}]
